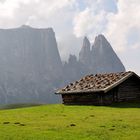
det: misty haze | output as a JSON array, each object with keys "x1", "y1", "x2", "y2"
[{"x1": 0, "y1": 25, "x2": 125, "y2": 105}]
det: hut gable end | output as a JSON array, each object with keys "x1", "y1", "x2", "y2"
[{"x1": 117, "y1": 75, "x2": 140, "y2": 101}]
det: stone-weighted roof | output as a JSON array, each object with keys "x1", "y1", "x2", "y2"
[{"x1": 56, "y1": 71, "x2": 139, "y2": 94}]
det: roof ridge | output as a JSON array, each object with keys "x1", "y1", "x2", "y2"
[{"x1": 56, "y1": 71, "x2": 138, "y2": 94}]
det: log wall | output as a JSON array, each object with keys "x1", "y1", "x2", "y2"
[
  {"x1": 62, "y1": 93, "x2": 102, "y2": 105},
  {"x1": 117, "y1": 76, "x2": 140, "y2": 101}
]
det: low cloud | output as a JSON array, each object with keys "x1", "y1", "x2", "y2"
[
  {"x1": 73, "y1": 7, "x2": 107, "y2": 40},
  {"x1": 0, "y1": 0, "x2": 76, "y2": 28}
]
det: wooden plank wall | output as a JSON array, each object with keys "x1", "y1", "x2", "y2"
[
  {"x1": 62, "y1": 93, "x2": 102, "y2": 105},
  {"x1": 117, "y1": 76, "x2": 140, "y2": 101}
]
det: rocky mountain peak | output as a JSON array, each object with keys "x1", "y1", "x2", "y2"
[
  {"x1": 68, "y1": 54, "x2": 77, "y2": 64},
  {"x1": 92, "y1": 34, "x2": 110, "y2": 50},
  {"x1": 20, "y1": 24, "x2": 32, "y2": 29},
  {"x1": 91, "y1": 34, "x2": 126, "y2": 73},
  {"x1": 95, "y1": 34, "x2": 105, "y2": 40},
  {"x1": 79, "y1": 36, "x2": 91, "y2": 65},
  {"x1": 83, "y1": 36, "x2": 90, "y2": 49},
  {"x1": 46, "y1": 27, "x2": 54, "y2": 32}
]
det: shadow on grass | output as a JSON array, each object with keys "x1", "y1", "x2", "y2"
[
  {"x1": 64, "y1": 101, "x2": 140, "y2": 108},
  {"x1": 108, "y1": 101, "x2": 140, "y2": 108}
]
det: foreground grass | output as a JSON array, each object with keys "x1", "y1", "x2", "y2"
[{"x1": 0, "y1": 103, "x2": 140, "y2": 140}]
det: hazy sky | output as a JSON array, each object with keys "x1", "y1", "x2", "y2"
[{"x1": 0, "y1": 0, "x2": 140, "y2": 74}]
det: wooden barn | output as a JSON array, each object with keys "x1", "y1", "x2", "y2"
[{"x1": 55, "y1": 71, "x2": 140, "y2": 105}]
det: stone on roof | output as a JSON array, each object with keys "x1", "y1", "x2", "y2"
[{"x1": 56, "y1": 71, "x2": 139, "y2": 94}]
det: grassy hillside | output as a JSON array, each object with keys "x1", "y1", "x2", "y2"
[{"x1": 0, "y1": 103, "x2": 140, "y2": 140}]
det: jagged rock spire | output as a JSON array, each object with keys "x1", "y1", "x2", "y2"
[
  {"x1": 79, "y1": 36, "x2": 91, "y2": 65},
  {"x1": 91, "y1": 34, "x2": 126, "y2": 73}
]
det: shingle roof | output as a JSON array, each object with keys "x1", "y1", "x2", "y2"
[{"x1": 56, "y1": 71, "x2": 139, "y2": 94}]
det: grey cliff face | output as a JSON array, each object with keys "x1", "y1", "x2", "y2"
[{"x1": 0, "y1": 26, "x2": 62, "y2": 104}]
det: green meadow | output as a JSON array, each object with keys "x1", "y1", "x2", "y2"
[{"x1": 0, "y1": 103, "x2": 140, "y2": 140}]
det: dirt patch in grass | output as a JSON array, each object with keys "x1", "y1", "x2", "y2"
[{"x1": 3, "y1": 122, "x2": 10, "y2": 124}]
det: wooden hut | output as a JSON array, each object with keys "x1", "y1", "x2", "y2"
[{"x1": 55, "y1": 71, "x2": 140, "y2": 105}]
